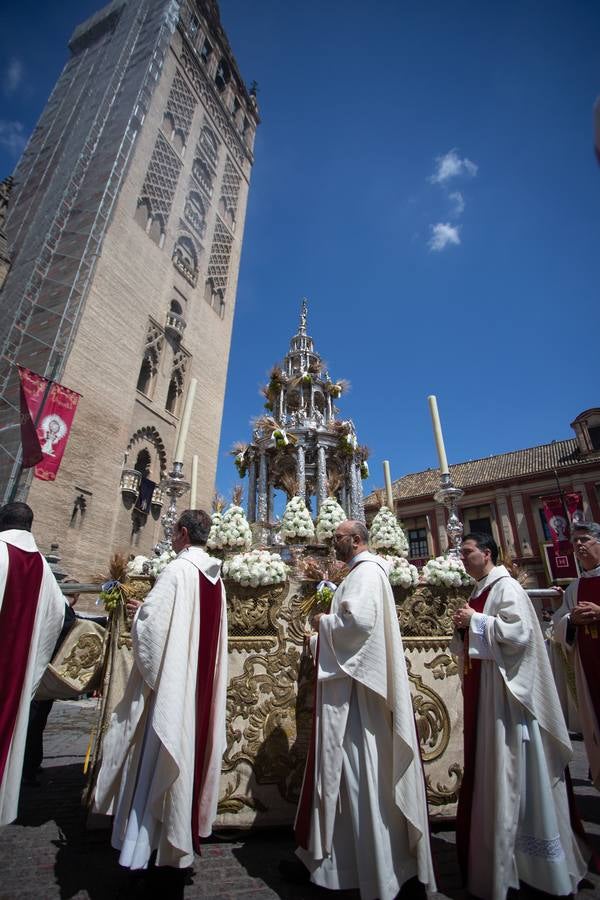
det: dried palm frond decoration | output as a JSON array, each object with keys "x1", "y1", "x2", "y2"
[
  {"x1": 98, "y1": 552, "x2": 136, "y2": 612},
  {"x1": 325, "y1": 378, "x2": 350, "y2": 398},
  {"x1": 279, "y1": 472, "x2": 299, "y2": 499},
  {"x1": 288, "y1": 371, "x2": 313, "y2": 389},
  {"x1": 232, "y1": 484, "x2": 244, "y2": 507},
  {"x1": 253, "y1": 415, "x2": 298, "y2": 448},
  {"x1": 357, "y1": 444, "x2": 370, "y2": 462},
  {"x1": 326, "y1": 472, "x2": 343, "y2": 496},
  {"x1": 297, "y1": 556, "x2": 350, "y2": 616},
  {"x1": 308, "y1": 358, "x2": 326, "y2": 375},
  {"x1": 212, "y1": 491, "x2": 226, "y2": 513},
  {"x1": 230, "y1": 441, "x2": 249, "y2": 477},
  {"x1": 230, "y1": 441, "x2": 248, "y2": 456},
  {"x1": 373, "y1": 489, "x2": 387, "y2": 510},
  {"x1": 268, "y1": 364, "x2": 288, "y2": 387}
]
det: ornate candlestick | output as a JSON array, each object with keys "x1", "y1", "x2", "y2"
[
  {"x1": 434, "y1": 472, "x2": 464, "y2": 558},
  {"x1": 154, "y1": 461, "x2": 190, "y2": 554}
]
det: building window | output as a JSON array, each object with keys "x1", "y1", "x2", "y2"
[
  {"x1": 589, "y1": 425, "x2": 600, "y2": 451},
  {"x1": 468, "y1": 517, "x2": 493, "y2": 537},
  {"x1": 408, "y1": 528, "x2": 428, "y2": 559},
  {"x1": 166, "y1": 348, "x2": 189, "y2": 415},
  {"x1": 136, "y1": 321, "x2": 164, "y2": 398},
  {"x1": 184, "y1": 190, "x2": 207, "y2": 238},
  {"x1": 192, "y1": 157, "x2": 213, "y2": 196},
  {"x1": 172, "y1": 235, "x2": 199, "y2": 286},
  {"x1": 198, "y1": 125, "x2": 219, "y2": 167},
  {"x1": 215, "y1": 59, "x2": 230, "y2": 93},
  {"x1": 200, "y1": 38, "x2": 213, "y2": 66}
]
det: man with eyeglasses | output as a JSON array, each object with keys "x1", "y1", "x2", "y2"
[
  {"x1": 554, "y1": 522, "x2": 600, "y2": 789},
  {"x1": 291, "y1": 520, "x2": 435, "y2": 900}
]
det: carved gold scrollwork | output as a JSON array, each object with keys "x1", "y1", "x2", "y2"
[
  {"x1": 424, "y1": 653, "x2": 458, "y2": 680},
  {"x1": 395, "y1": 585, "x2": 470, "y2": 637},
  {"x1": 425, "y1": 763, "x2": 463, "y2": 806},
  {"x1": 223, "y1": 636, "x2": 312, "y2": 808},
  {"x1": 217, "y1": 773, "x2": 268, "y2": 815},
  {"x1": 59, "y1": 634, "x2": 104, "y2": 680},
  {"x1": 405, "y1": 658, "x2": 451, "y2": 762}
]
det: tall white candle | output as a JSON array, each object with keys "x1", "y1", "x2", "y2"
[
  {"x1": 190, "y1": 454, "x2": 198, "y2": 508},
  {"x1": 427, "y1": 395, "x2": 449, "y2": 475},
  {"x1": 382, "y1": 460, "x2": 394, "y2": 511},
  {"x1": 173, "y1": 377, "x2": 197, "y2": 464}
]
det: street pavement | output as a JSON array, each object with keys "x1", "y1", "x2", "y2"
[{"x1": 1, "y1": 698, "x2": 599, "y2": 900}]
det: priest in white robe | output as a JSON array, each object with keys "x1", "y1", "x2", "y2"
[
  {"x1": 553, "y1": 521, "x2": 600, "y2": 789},
  {"x1": 294, "y1": 520, "x2": 436, "y2": 900},
  {"x1": 452, "y1": 532, "x2": 587, "y2": 900},
  {"x1": 0, "y1": 502, "x2": 65, "y2": 825},
  {"x1": 94, "y1": 509, "x2": 228, "y2": 877}
]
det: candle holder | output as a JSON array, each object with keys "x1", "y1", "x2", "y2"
[
  {"x1": 434, "y1": 472, "x2": 465, "y2": 558},
  {"x1": 154, "y1": 461, "x2": 190, "y2": 555}
]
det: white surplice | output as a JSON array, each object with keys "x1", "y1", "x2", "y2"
[
  {"x1": 453, "y1": 565, "x2": 587, "y2": 900},
  {"x1": 553, "y1": 564, "x2": 600, "y2": 788},
  {"x1": 0, "y1": 529, "x2": 65, "y2": 825},
  {"x1": 94, "y1": 546, "x2": 228, "y2": 869},
  {"x1": 296, "y1": 551, "x2": 436, "y2": 900}
]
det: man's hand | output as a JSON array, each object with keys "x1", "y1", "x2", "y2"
[
  {"x1": 571, "y1": 601, "x2": 600, "y2": 625},
  {"x1": 452, "y1": 605, "x2": 476, "y2": 630},
  {"x1": 126, "y1": 598, "x2": 142, "y2": 617}
]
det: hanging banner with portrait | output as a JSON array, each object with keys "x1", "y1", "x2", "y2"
[{"x1": 18, "y1": 366, "x2": 81, "y2": 482}]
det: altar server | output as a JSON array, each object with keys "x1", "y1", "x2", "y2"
[
  {"x1": 0, "y1": 502, "x2": 65, "y2": 825},
  {"x1": 553, "y1": 521, "x2": 600, "y2": 789},
  {"x1": 94, "y1": 509, "x2": 228, "y2": 881},
  {"x1": 452, "y1": 533, "x2": 586, "y2": 900},
  {"x1": 294, "y1": 519, "x2": 436, "y2": 900}
]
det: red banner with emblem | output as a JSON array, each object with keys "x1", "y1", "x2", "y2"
[
  {"x1": 18, "y1": 367, "x2": 81, "y2": 482},
  {"x1": 542, "y1": 495, "x2": 570, "y2": 554},
  {"x1": 564, "y1": 491, "x2": 584, "y2": 527}
]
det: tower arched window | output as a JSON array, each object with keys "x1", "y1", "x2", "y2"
[
  {"x1": 184, "y1": 190, "x2": 207, "y2": 237},
  {"x1": 136, "y1": 321, "x2": 164, "y2": 398},
  {"x1": 172, "y1": 236, "x2": 198, "y2": 287},
  {"x1": 192, "y1": 158, "x2": 213, "y2": 196},
  {"x1": 199, "y1": 127, "x2": 219, "y2": 167},
  {"x1": 215, "y1": 60, "x2": 231, "y2": 94}
]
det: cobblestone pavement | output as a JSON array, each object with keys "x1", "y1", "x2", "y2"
[{"x1": 1, "y1": 699, "x2": 599, "y2": 900}]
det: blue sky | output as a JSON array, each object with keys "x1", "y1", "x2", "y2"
[{"x1": 1, "y1": 1, "x2": 599, "y2": 506}]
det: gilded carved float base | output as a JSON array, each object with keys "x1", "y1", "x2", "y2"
[{"x1": 215, "y1": 579, "x2": 468, "y2": 828}]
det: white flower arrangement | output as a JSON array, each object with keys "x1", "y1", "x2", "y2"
[
  {"x1": 126, "y1": 555, "x2": 150, "y2": 576},
  {"x1": 222, "y1": 549, "x2": 288, "y2": 587},
  {"x1": 281, "y1": 495, "x2": 315, "y2": 542},
  {"x1": 421, "y1": 555, "x2": 473, "y2": 589},
  {"x1": 315, "y1": 496, "x2": 346, "y2": 543},
  {"x1": 369, "y1": 506, "x2": 409, "y2": 557},
  {"x1": 207, "y1": 504, "x2": 252, "y2": 551},
  {"x1": 147, "y1": 550, "x2": 176, "y2": 577},
  {"x1": 378, "y1": 555, "x2": 419, "y2": 589}
]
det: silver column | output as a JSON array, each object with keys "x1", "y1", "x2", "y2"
[
  {"x1": 297, "y1": 443, "x2": 306, "y2": 502},
  {"x1": 257, "y1": 450, "x2": 268, "y2": 522},
  {"x1": 317, "y1": 444, "x2": 327, "y2": 511},
  {"x1": 247, "y1": 457, "x2": 257, "y2": 522}
]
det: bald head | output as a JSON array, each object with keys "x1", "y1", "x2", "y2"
[{"x1": 333, "y1": 519, "x2": 369, "y2": 562}]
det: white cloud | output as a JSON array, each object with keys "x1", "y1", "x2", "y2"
[
  {"x1": 428, "y1": 222, "x2": 461, "y2": 252},
  {"x1": 449, "y1": 191, "x2": 465, "y2": 216},
  {"x1": 3, "y1": 58, "x2": 23, "y2": 96},
  {"x1": 429, "y1": 149, "x2": 478, "y2": 184},
  {"x1": 0, "y1": 120, "x2": 27, "y2": 156}
]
